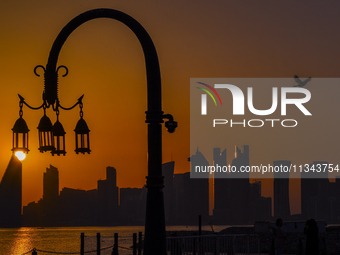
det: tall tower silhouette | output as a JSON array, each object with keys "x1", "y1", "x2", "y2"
[
  {"x1": 229, "y1": 145, "x2": 250, "y2": 223},
  {"x1": 301, "y1": 161, "x2": 329, "y2": 220},
  {"x1": 43, "y1": 165, "x2": 59, "y2": 201},
  {"x1": 0, "y1": 155, "x2": 22, "y2": 227},
  {"x1": 187, "y1": 148, "x2": 209, "y2": 224},
  {"x1": 97, "y1": 166, "x2": 119, "y2": 225},
  {"x1": 162, "y1": 161, "x2": 175, "y2": 224},
  {"x1": 42, "y1": 165, "x2": 59, "y2": 226},
  {"x1": 213, "y1": 147, "x2": 231, "y2": 224},
  {"x1": 273, "y1": 160, "x2": 291, "y2": 220}
]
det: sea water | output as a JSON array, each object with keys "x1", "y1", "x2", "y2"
[{"x1": 0, "y1": 225, "x2": 228, "y2": 255}]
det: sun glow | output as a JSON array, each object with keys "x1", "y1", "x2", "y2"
[{"x1": 15, "y1": 151, "x2": 26, "y2": 161}]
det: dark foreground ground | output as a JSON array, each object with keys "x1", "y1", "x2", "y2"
[{"x1": 167, "y1": 225, "x2": 340, "y2": 254}]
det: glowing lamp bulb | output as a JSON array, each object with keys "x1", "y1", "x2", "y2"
[{"x1": 15, "y1": 151, "x2": 26, "y2": 161}]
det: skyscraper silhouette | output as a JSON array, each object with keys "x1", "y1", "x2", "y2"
[
  {"x1": 43, "y1": 165, "x2": 59, "y2": 200},
  {"x1": 213, "y1": 146, "x2": 271, "y2": 224},
  {"x1": 162, "y1": 161, "x2": 175, "y2": 224},
  {"x1": 97, "y1": 166, "x2": 119, "y2": 225},
  {"x1": 229, "y1": 145, "x2": 251, "y2": 223},
  {"x1": 273, "y1": 160, "x2": 291, "y2": 220},
  {"x1": 187, "y1": 148, "x2": 209, "y2": 224},
  {"x1": 249, "y1": 181, "x2": 272, "y2": 221},
  {"x1": 42, "y1": 165, "x2": 59, "y2": 226},
  {"x1": 213, "y1": 147, "x2": 232, "y2": 224},
  {"x1": 301, "y1": 161, "x2": 329, "y2": 220},
  {"x1": 0, "y1": 155, "x2": 22, "y2": 227}
]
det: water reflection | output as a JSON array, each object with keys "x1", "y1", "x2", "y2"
[
  {"x1": 0, "y1": 228, "x2": 35, "y2": 255},
  {"x1": 0, "y1": 226, "x2": 228, "y2": 255}
]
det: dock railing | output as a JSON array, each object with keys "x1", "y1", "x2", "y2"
[{"x1": 166, "y1": 234, "x2": 261, "y2": 255}]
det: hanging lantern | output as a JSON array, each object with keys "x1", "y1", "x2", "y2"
[
  {"x1": 52, "y1": 120, "x2": 66, "y2": 156},
  {"x1": 37, "y1": 114, "x2": 54, "y2": 152},
  {"x1": 74, "y1": 118, "x2": 90, "y2": 154},
  {"x1": 12, "y1": 116, "x2": 30, "y2": 154}
]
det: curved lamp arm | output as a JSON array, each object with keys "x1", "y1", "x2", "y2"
[
  {"x1": 41, "y1": 8, "x2": 169, "y2": 255},
  {"x1": 44, "y1": 8, "x2": 161, "y2": 115}
]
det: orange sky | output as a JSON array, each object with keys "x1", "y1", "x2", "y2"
[{"x1": 1, "y1": 0, "x2": 340, "y2": 215}]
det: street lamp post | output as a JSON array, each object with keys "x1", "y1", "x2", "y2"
[{"x1": 13, "y1": 8, "x2": 176, "y2": 255}]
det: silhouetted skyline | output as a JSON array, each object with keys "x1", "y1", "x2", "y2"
[
  {"x1": 0, "y1": 144, "x2": 335, "y2": 227},
  {"x1": 0, "y1": 155, "x2": 22, "y2": 228}
]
